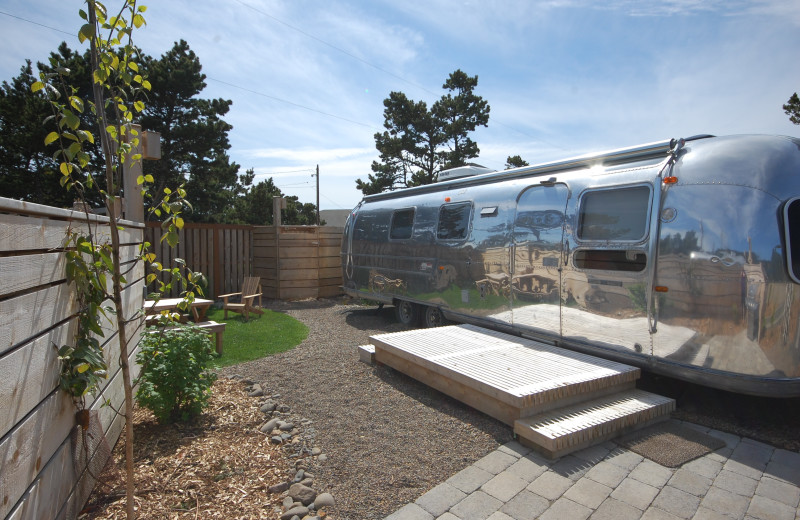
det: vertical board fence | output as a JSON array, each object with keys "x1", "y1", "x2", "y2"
[
  {"x1": 0, "y1": 197, "x2": 145, "y2": 520},
  {"x1": 253, "y1": 226, "x2": 344, "y2": 300},
  {"x1": 144, "y1": 222, "x2": 253, "y2": 299}
]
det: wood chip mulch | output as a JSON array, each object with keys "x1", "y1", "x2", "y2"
[{"x1": 81, "y1": 378, "x2": 295, "y2": 519}]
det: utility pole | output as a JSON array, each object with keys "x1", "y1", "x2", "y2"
[{"x1": 315, "y1": 164, "x2": 320, "y2": 226}]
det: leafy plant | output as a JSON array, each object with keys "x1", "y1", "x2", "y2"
[{"x1": 136, "y1": 324, "x2": 217, "y2": 422}]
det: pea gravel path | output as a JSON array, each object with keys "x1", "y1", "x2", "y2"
[{"x1": 219, "y1": 298, "x2": 513, "y2": 520}]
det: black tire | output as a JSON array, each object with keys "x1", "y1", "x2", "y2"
[
  {"x1": 423, "y1": 306, "x2": 449, "y2": 328},
  {"x1": 394, "y1": 300, "x2": 419, "y2": 326}
]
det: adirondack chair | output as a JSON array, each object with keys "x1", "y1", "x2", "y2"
[{"x1": 220, "y1": 276, "x2": 264, "y2": 321}]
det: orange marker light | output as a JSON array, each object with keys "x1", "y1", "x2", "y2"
[
  {"x1": 654, "y1": 286, "x2": 669, "y2": 293},
  {"x1": 663, "y1": 176, "x2": 678, "y2": 184},
  {"x1": 445, "y1": 197, "x2": 451, "y2": 202}
]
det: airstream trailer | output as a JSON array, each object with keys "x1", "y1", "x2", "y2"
[{"x1": 342, "y1": 134, "x2": 800, "y2": 397}]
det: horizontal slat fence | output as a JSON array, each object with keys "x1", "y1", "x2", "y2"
[
  {"x1": 144, "y1": 222, "x2": 253, "y2": 299},
  {"x1": 0, "y1": 197, "x2": 144, "y2": 520},
  {"x1": 253, "y1": 226, "x2": 344, "y2": 300}
]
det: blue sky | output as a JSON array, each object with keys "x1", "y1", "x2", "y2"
[{"x1": 1, "y1": 0, "x2": 799, "y2": 211}]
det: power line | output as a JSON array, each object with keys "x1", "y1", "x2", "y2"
[
  {"x1": 208, "y1": 76, "x2": 379, "y2": 130},
  {"x1": 253, "y1": 168, "x2": 314, "y2": 177},
  {"x1": 0, "y1": 9, "x2": 75, "y2": 37}
]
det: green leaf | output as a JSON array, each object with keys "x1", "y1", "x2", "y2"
[
  {"x1": 60, "y1": 162, "x2": 74, "y2": 175},
  {"x1": 128, "y1": 61, "x2": 139, "y2": 72},
  {"x1": 133, "y1": 13, "x2": 145, "y2": 28},
  {"x1": 75, "y1": 363, "x2": 90, "y2": 374},
  {"x1": 134, "y1": 100, "x2": 145, "y2": 112},
  {"x1": 44, "y1": 131, "x2": 59, "y2": 146},
  {"x1": 31, "y1": 81, "x2": 44, "y2": 93},
  {"x1": 145, "y1": 174, "x2": 154, "y2": 183},
  {"x1": 142, "y1": 79, "x2": 152, "y2": 90},
  {"x1": 78, "y1": 23, "x2": 94, "y2": 43}
]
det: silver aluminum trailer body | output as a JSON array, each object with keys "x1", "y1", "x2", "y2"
[{"x1": 342, "y1": 134, "x2": 800, "y2": 397}]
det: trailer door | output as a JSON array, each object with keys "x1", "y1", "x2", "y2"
[{"x1": 511, "y1": 184, "x2": 569, "y2": 337}]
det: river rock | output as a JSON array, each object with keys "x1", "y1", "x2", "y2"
[
  {"x1": 279, "y1": 506, "x2": 308, "y2": 520},
  {"x1": 314, "y1": 492, "x2": 335, "y2": 509},
  {"x1": 268, "y1": 481, "x2": 289, "y2": 494},
  {"x1": 288, "y1": 483, "x2": 317, "y2": 505},
  {"x1": 248, "y1": 384, "x2": 264, "y2": 397},
  {"x1": 260, "y1": 400, "x2": 277, "y2": 413}
]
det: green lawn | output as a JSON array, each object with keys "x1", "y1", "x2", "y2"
[{"x1": 205, "y1": 307, "x2": 309, "y2": 368}]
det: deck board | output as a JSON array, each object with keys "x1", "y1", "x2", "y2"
[{"x1": 371, "y1": 324, "x2": 640, "y2": 416}]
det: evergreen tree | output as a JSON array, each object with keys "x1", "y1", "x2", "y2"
[
  {"x1": 784, "y1": 92, "x2": 800, "y2": 125},
  {"x1": 140, "y1": 40, "x2": 242, "y2": 222},
  {"x1": 505, "y1": 155, "x2": 529, "y2": 169},
  {"x1": 356, "y1": 70, "x2": 489, "y2": 194}
]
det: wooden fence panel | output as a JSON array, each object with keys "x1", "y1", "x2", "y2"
[
  {"x1": 250, "y1": 225, "x2": 343, "y2": 300},
  {"x1": 144, "y1": 222, "x2": 253, "y2": 298},
  {"x1": 0, "y1": 197, "x2": 144, "y2": 520}
]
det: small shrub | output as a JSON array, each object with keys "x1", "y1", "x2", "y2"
[{"x1": 136, "y1": 324, "x2": 217, "y2": 422}]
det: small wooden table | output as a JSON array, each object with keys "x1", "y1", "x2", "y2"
[{"x1": 144, "y1": 297, "x2": 214, "y2": 322}]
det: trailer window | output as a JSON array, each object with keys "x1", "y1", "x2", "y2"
[
  {"x1": 784, "y1": 198, "x2": 800, "y2": 283},
  {"x1": 390, "y1": 208, "x2": 415, "y2": 240},
  {"x1": 578, "y1": 185, "x2": 651, "y2": 241},
  {"x1": 437, "y1": 202, "x2": 472, "y2": 240}
]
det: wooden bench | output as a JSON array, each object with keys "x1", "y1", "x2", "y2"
[{"x1": 146, "y1": 320, "x2": 227, "y2": 355}]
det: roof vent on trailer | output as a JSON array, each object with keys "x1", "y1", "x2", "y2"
[{"x1": 437, "y1": 164, "x2": 495, "y2": 182}]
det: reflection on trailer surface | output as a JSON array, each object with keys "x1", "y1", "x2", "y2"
[{"x1": 342, "y1": 134, "x2": 800, "y2": 397}]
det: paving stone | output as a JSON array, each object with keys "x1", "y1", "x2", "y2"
[
  {"x1": 705, "y1": 428, "x2": 741, "y2": 450},
  {"x1": 610, "y1": 477, "x2": 659, "y2": 511},
  {"x1": 505, "y1": 454, "x2": 548, "y2": 483},
  {"x1": 605, "y1": 448, "x2": 645, "y2": 471},
  {"x1": 678, "y1": 421, "x2": 710, "y2": 434},
  {"x1": 651, "y1": 486, "x2": 700, "y2": 519},
  {"x1": 729, "y1": 440, "x2": 773, "y2": 471},
  {"x1": 449, "y1": 490, "x2": 502, "y2": 520},
  {"x1": 755, "y1": 476, "x2": 800, "y2": 508},
  {"x1": 385, "y1": 503, "x2": 434, "y2": 520},
  {"x1": 474, "y1": 450, "x2": 518, "y2": 475},
  {"x1": 691, "y1": 507, "x2": 731, "y2": 520},
  {"x1": 629, "y1": 460, "x2": 674, "y2": 488},
  {"x1": 713, "y1": 468, "x2": 758, "y2": 496},
  {"x1": 682, "y1": 456, "x2": 723, "y2": 480},
  {"x1": 765, "y1": 459, "x2": 800, "y2": 486},
  {"x1": 572, "y1": 443, "x2": 612, "y2": 464},
  {"x1": 585, "y1": 460, "x2": 629, "y2": 488},
  {"x1": 481, "y1": 471, "x2": 528, "y2": 502},
  {"x1": 415, "y1": 482, "x2": 466, "y2": 517},
  {"x1": 527, "y1": 471, "x2": 574, "y2": 501},
  {"x1": 640, "y1": 509, "x2": 683, "y2": 520},
  {"x1": 700, "y1": 486, "x2": 750, "y2": 519},
  {"x1": 746, "y1": 494, "x2": 796, "y2": 520},
  {"x1": 771, "y1": 448, "x2": 800, "y2": 469},
  {"x1": 550, "y1": 454, "x2": 592, "y2": 481},
  {"x1": 447, "y1": 465, "x2": 495, "y2": 494},
  {"x1": 500, "y1": 490, "x2": 548, "y2": 520},
  {"x1": 538, "y1": 497, "x2": 592, "y2": 520},
  {"x1": 667, "y1": 468, "x2": 712, "y2": 496},
  {"x1": 723, "y1": 458, "x2": 764, "y2": 481},
  {"x1": 590, "y1": 497, "x2": 643, "y2": 520},
  {"x1": 485, "y1": 513, "x2": 515, "y2": 520},
  {"x1": 563, "y1": 477, "x2": 612, "y2": 509},
  {"x1": 436, "y1": 514, "x2": 460, "y2": 520},
  {"x1": 497, "y1": 440, "x2": 531, "y2": 459}
]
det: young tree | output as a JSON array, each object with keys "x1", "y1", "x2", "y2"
[
  {"x1": 32, "y1": 3, "x2": 193, "y2": 518},
  {"x1": 356, "y1": 70, "x2": 490, "y2": 194},
  {"x1": 784, "y1": 92, "x2": 800, "y2": 125}
]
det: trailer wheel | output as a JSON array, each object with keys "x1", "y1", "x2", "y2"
[
  {"x1": 423, "y1": 306, "x2": 448, "y2": 328},
  {"x1": 394, "y1": 300, "x2": 419, "y2": 326}
]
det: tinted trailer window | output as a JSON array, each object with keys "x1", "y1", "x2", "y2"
[{"x1": 437, "y1": 202, "x2": 472, "y2": 240}]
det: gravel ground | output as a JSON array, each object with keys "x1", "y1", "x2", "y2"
[
  {"x1": 219, "y1": 297, "x2": 513, "y2": 520},
  {"x1": 219, "y1": 296, "x2": 800, "y2": 520}
]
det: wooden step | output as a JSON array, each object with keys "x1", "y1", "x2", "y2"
[
  {"x1": 370, "y1": 324, "x2": 640, "y2": 425},
  {"x1": 514, "y1": 389, "x2": 675, "y2": 459}
]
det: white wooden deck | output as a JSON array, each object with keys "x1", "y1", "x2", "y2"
[{"x1": 369, "y1": 324, "x2": 675, "y2": 458}]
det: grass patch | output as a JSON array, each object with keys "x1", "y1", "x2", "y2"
[{"x1": 205, "y1": 308, "x2": 308, "y2": 368}]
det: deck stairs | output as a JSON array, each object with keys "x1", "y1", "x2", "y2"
[{"x1": 363, "y1": 324, "x2": 674, "y2": 459}]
